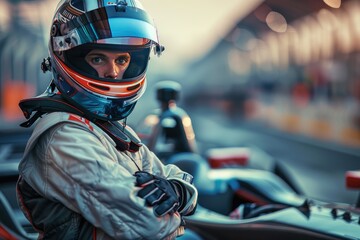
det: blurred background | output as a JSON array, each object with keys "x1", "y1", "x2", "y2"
[{"x1": 0, "y1": 0, "x2": 359, "y2": 204}]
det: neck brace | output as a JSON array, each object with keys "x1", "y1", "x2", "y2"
[{"x1": 19, "y1": 93, "x2": 142, "y2": 152}]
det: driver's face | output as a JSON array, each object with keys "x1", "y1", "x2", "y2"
[{"x1": 85, "y1": 49, "x2": 131, "y2": 79}]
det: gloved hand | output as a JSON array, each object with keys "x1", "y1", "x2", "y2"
[{"x1": 134, "y1": 171, "x2": 184, "y2": 217}]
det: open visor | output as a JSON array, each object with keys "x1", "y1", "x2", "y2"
[
  {"x1": 52, "y1": 5, "x2": 160, "y2": 52},
  {"x1": 64, "y1": 43, "x2": 151, "y2": 79},
  {"x1": 59, "y1": 44, "x2": 149, "y2": 98}
]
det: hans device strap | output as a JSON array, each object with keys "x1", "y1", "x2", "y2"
[{"x1": 19, "y1": 94, "x2": 142, "y2": 152}]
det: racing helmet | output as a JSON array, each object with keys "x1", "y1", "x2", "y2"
[{"x1": 48, "y1": 0, "x2": 163, "y2": 121}]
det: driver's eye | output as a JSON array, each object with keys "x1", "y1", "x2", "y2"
[
  {"x1": 91, "y1": 57, "x2": 104, "y2": 64},
  {"x1": 116, "y1": 56, "x2": 130, "y2": 65}
]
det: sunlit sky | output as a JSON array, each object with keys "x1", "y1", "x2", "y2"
[
  {"x1": 141, "y1": 1, "x2": 262, "y2": 72},
  {"x1": 0, "y1": 0, "x2": 262, "y2": 72}
]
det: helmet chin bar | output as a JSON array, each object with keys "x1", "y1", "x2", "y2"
[{"x1": 51, "y1": 62, "x2": 144, "y2": 121}]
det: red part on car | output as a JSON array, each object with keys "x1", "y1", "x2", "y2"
[
  {"x1": 345, "y1": 170, "x2": 360, "y2": 189},
  {"x1": 207, "y1": 147, "x2": 249, "y2": 169}
]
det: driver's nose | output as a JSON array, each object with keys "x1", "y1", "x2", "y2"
[{"x1": 104, "y1": 62, "x2": 119, "y2": 79}]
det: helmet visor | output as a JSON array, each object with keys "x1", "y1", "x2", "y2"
[
  {"x1": 52, "y1": 5, "x2": 160, "y2": 52},
  {"x1": 65, "y1": 43, "x2": 150, "y2": 78}
]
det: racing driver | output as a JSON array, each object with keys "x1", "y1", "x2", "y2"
[{"x1": 16, "y1": 0, "x2": 197, "y2": 239}]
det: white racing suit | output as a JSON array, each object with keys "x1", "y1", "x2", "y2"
[{"x1": 17, "y1": 112, "x2": 198, "y2": 240}]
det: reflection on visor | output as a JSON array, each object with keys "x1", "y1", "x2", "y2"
[
  {"x1": 97, "y1": 37, "x2": 150, "y2": 45},
  {"x1": 52, "y1": 6, "x2": 159, "y2": 52}
]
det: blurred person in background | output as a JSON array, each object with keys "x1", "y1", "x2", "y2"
[{"x1": 15, "y1": 0, "x2": 197, "y2": 239}]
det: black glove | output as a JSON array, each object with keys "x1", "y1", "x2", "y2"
[{"x1": 134, "y1": 171, "x2": 185, "y2": 217}]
